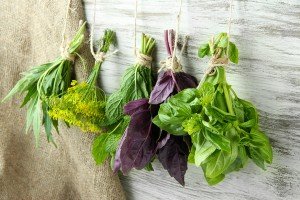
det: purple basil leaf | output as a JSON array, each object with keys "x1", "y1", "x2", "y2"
[
  {"x1": 156, "y1": 131, "x2": 170, "y2": 150},
  {"x1": 149, "y1": 71, "x2": 175, "y2": 104},
  {"x1": 117, "y1": 109, "x2": 160, "y2": 174},
  {"x1": 124, "y1": 98, "x2": 149, "y2": 116},
  {"x1": 113, "y1": 128, "x2": 128, "y2": 172},
  {"x1": 174, "y1": 72, "x2": 198, "y2": 92},
  {"x1": 157, "y1": 135, "x2": 189, "y2": 186}
]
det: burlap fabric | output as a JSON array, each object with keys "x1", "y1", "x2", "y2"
[{"x1": 0, "y1": 0, "x2": 125, "y2": 199}]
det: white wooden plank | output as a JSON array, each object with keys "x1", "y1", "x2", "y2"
[{"x1": 83, "y1": 0, "x2": 300, "y2": 199}]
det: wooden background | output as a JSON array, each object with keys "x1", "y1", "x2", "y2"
[{"x1": 83, "y1": 0, "x2": 300, "y2": 199}]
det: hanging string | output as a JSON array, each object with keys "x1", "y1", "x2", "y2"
[
  {"x1": 132, "y1": 0, "x2": 153, "y2": 67},
  {"x1": 159, "y1": 0, "x2": 184, "y2": 72},
  {"x1": 226, "y1": 0, "x2": 234, "y2": 57},
  {"x1": 90, "y1": 0, "x2": 118, "y2": 62},
  {"x1": 171, "y1": 0, "x2": 183, "y2": 67},
  {"x1": 200, "y1": 0, "x2": 234, "y2": 84},
  {"x1": 134, "y1": 0, "x2": 138, "y2": 56},
  {"x1": 60, "y1": 0, "x2": 75, "y2": 61}
]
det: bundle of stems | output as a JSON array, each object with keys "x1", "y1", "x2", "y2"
[
  {"x1": 49, "y1": 29, "x2": 116, "y2": 133},
  {"x1": 1, "y1": 22, "x2": 87, "y2": 146}
]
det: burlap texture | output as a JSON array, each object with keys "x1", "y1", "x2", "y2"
[{"x1": 0, "y1": 0, "x2": 126, "y2": 199}]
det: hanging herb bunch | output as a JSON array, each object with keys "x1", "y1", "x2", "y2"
[
  {"x1": 113, "y1": 30, "x2": 198, "y2": 186},
  {"x1": 1, "y1": 22, "x2": 87, "y2": 146},
  {"x1": 48, "y1": 29, "x2": 116, "y2": 133},
  {"x1": 154, "y1": 33, "x2": 273, "y2": 185},
  {"x1": 92, "y1": 33, "x2": 156, "y2": 166}
]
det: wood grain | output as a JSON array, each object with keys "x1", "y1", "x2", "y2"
[{"x1": 83, "y1": 0, "x2": 300, "y2": 199}]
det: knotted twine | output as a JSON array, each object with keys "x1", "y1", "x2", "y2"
[
  {"x1": 90, "y1": 0, "x2": 118, "y2": 63},
  {"x1": 133, "y1": 0, "x2": 153, "y2": 68},
  {"x1": 60, "y1": 0, "x2": 76, "y2": 61},
  {"x1": 202, "y1": 0, "x2": 234, "y2": 79},
  {"x1": 159, "y1": 0, "x2": 188, "y2": 73}
]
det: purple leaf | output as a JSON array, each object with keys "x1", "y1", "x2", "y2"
[
  {"x1": 149, "y1": 71, "x2": 175, "y2": 104},
  {"x1": 156, "y1": 131, "x2": 170, "y2": 150},
  {"x1": 113, "y1": 128, "x2": 128, "y2": 172},
  {"x1": 124, "y1": 98, "x2": 149, "y2": 116},
  {"x1": 174, "y1": 72, "x2": 198, "y2": 92},
  {"x1": 157, "y1": 135, "x2": 189, "y2": 186},
  {"x1": 116, "y1": 106, "x2": 160, "y2": 174}
]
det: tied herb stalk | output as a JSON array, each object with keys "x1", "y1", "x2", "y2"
[
  {"x1": 1, "y1": 22, "x2": 87, "y2": 146},
  {"x1": 48, "y1": 30, "x2": 116, "y2": 133},
  {"x1": 92, "y1": 33, "x2": 156, "y2": 167},
  {"x1": 153, "y1": 33, "x2": 273, "y2": 185},
  {"x1": 113, "y1": 30, "x2": 198, "y2": 186}
]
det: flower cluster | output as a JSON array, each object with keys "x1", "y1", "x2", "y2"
[{"x1": 48, "y1": 80, "x2": 106, "y2": 133}]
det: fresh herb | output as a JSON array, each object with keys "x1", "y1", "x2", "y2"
[
  {"x1": 1, "y1": 22, "x2": 87, "y2": 146},
  {"x1": 92, "y1": 33, "x2": 156, "y2": 165},
  {"x1": 48, "y1": 29, "x2": 116, "y2": 133},
  {"x1": 154, "y1": 33, "x2": 272, "y2": 185},
  {"x1": 113, "y1": 30, "x2": 198, "y2": 186}
]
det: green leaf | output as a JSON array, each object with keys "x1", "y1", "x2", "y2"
[
  {"x1": 228, "y1": 42, "x2": 239, "y2": 64},
  {"x1": 203, "y1": 127, "x2": 231, "y2": 152},
  {"x1": 106, "y1": 66, "x2": 152, "y2": 123},
  {"x1": 182, "y1": 114, "x2": 203, "y2": 135},
  {"x1": 32, "y1": 99, "x2": 42, "y2": 147},
  {"x1": 248, "y1": 128, "x2": 273, "y2": 169},
  {"x1": 195, "y1": 140, "x2": 216, "y2": 167},
  {"x1": 105, "y1": 117, "x2": 130, "y2": 153},
  {"x1": 153, "y1": 98, "x2": 192, "y2": 136},
  {"x1": 188, "y1": 145, "x2": 196, "y2": 164},
  {"x1": 203, "y1": 168, "x2": 225, "y2": 186},
  {"x1": 205, "y1": 105, "x2": 237, "y2": 123},
  {"x1": 198, "y1": 43, "x2": 211, "y2": 58},
  {"x1": 205, "y1": 145, "x2": 238, "y2": 179},
  {"x1": 105, "y1": 92, "x2": 125, "y2": 124},
  {"x1": 144, "y1": 162, "x2": 154, "y2": 171},
  {"x1": 92, "y1": 133, "x2": 109, "y2": 165},
  {"x1": 198, "y1": 82, "x2": 215, "y2": 106},
  {"x1": 218, "y1": 35, "x2": 228, "y2": 48}
]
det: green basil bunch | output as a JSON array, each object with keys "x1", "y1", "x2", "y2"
[{"x1": 153, "y1": 33, "x2": 273, "y2": 185}]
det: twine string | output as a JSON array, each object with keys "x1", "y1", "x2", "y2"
[
  {"x1": 134, "y1": 0, "x2": 138, "y2": 56},
  {"x1": 90, "y1": 0, "x2": 118, "y2": 62},
  {"x1": 159, "y1": 0, "x2": 184, "y2": 73},
  {"x1": 60, "y1": 0, "x2": 75, "y2": 61},
  {"x1": 133, "y1": 0, "x2": 153, "y2": 67},
  {"x1": 171, "y1": 0, "x2": 183, "y2": 67},
  {"x1": 203, "y1": 0, "x2": 234, "y2": 79}
]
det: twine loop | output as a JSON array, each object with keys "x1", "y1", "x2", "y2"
[
  {"x1": 159, "y1": 56, "x2": 182, "y2": 72},
  {"x1": 94, "y1": 52, "x2": 106, "y2": 62},
  {"x1": 135, "y1": 51, "x2": 153, "y2": 68},
  {"x1": 205, "y1": 56, "x2": 229, "y2": 76},
  {"x1": 60, "y1": 44, "x2": 75, "y2": 61}
]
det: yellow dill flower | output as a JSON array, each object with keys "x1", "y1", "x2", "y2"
[{"x1": 48, "y1": 81, "x2": 106, "y2": 133}]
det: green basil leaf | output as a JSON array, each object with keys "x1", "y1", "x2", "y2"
[
  {"x1": 92, "y1": 133, "x2": 109, "y2": 165},
  {"x1": 195, "y1": 140, "x2": 216, "y2": 167},
  {"x1": 203, "y1": 128, "x2": 231, "y2": 152},
  {"x1": 248, "y1": 128, "x2": 273, "y2": 169},
  {"x1": 198, "y1": 43, "x2": 211, "y2": 58},
  {"x1": 228, "y1": 42, "x2": 239, "y2": 64},
  {"x1": 205, "y1": 105, "x2": 237, "y2": 123}
]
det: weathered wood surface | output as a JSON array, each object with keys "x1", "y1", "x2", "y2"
[{"x1": 83, "y1": 0, "x2": 300, "y2": 199}]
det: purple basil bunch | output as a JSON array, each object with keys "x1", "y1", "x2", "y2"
[{"x1": 113, "y1": 30, "x2": 198, "y2": 185}]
